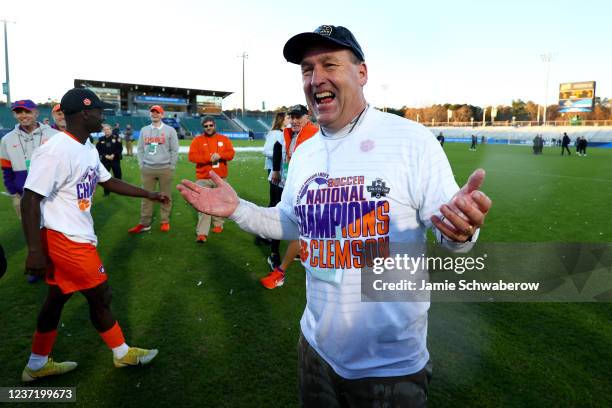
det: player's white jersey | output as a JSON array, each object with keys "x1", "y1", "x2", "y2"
[
  {"x1": 24, "y1": 131, "x2": 111, "y2": 245},
  {"x1": 277, "y1": 106, "x2": 464, "y2": 379}
]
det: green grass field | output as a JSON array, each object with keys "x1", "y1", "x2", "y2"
[{"x1": 1, "y1": 142, "x2": 611, "y2": 407}]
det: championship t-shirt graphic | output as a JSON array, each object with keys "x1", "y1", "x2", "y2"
[
  {"x1": 293, "y1": 172, "x2": 390, "y2": 283},
  {"x1": 76, "y1": 166, "x2": 99, "y2": 211}
]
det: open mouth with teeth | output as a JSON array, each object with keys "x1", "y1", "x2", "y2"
[{"x1": 315, "y1": 91, "x2": 336, "y2": 105}]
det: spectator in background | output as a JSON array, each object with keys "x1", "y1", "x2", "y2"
[
  {"x1": 96, "y1": 124, "x2": 123, "y2": 196},
  {"x1": 0, "y1": 99, "x2": 57, "y2": 283},
  {"x1": 561, "y1": 132, "x2": 571, "y2": 155},
  {"x1": 263, "y1": 111, "x2": 288, "y2": 175},
  {"x1": 532, "y1": 134, "x2": 543, "y2": 155},
  {"x1": 129, "y1": 105, "x2": 178, "y2": 234},
  {"x1": 436, "y1": 132, "x2": 444, "y2": 147},
  {"x1": 188, "y1": 117, "x2": 235, "y2": 243},
  {"x1": 260, "y1": 104, "x2": 318, "y2": 289},
  {"x1": 259, "y1": 111, "x2": 288, "y2": 247},
  {"x1": 51, "y1": 104, "x2": 66, "y2": 131},
  {"x1": 578, "y1": 136, "x2": 588, "y2": 156},
  {"x1": 42, "y1": 118, "x2": 50, "y2": 125},
  {"x1": 112, "y1": 123, "x2": 121, "y2": 137},
  {"x1": 1, "y1": 100, "x2": 57, "y2": 221},
  {"x1": 124, "y1": 124, "x2": 134, "y2": 156},
  {"x1": 469, "y1": 134, "x2": 477, "y2": 151},
  {"x1": 248, "y1": 130, "x2": 255, "y2": 141}
]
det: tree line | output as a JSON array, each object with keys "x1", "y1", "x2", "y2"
[{"x1": 395, "y1": 98, "x2": 611, "y2": 123}]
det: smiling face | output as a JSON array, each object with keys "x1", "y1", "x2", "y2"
[
  {"x1": 150, "y1": 109, "x2": 162, "y2": 124},
  {"x1": 300, "y1": 46, "x2": 367, "y2": 132},
  {"x1": 289, "y1": 114, "x2": 308, "y2": 134},
  {"x1": 52, "y1": 109, "x2": 66, "y2": 128},
  {"x1": 13, "y1": 108, "x2": 39, "y2": 128},
  {"x1": 203, "y1": 120, "x2": 216, "y2": 136}
]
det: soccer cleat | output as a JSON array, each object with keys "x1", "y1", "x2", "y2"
[
  {"x1": 128, "y1": 224, "x2": 151, "y2": 234},
  {"x1": 260, "y1": 268, "x2": 285, "y2": 289},
  {"x1": 114, "y1": 347, "x2": 158, "y2": 368},
  {"x1": 196, "y1": 234, "x2": 207, "y2": 243},
  {"x1": 212, "y1": 226, "x2": 223, "y2": 234},
  {"x1": 160, "y1": 223, "x2": 170, "y2": 232},
  {"x1": 22, "y1": 358, "x2": 77, "y2": 382}
]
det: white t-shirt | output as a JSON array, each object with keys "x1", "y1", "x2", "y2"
[
  {"x1": 283, "y1": 106, "x2": 462, "y2": 379},
  {"x1": 233, "y1": 106, "x2": 473, "y2": 379},
  {"x1": 24, "y1": 131, "x2": 111, "y2": 245}
]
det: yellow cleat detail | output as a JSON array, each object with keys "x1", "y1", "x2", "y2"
[
  {"x1": 21, "y1": 358, "x2": 77, "y2": 382},
  {"x1": 114, "y1": 347, "x2": 158, "y2": 368}
]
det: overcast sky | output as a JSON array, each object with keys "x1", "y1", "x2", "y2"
[{"x1": 1, "y1": 0, "x2": 610, "y2": 110}]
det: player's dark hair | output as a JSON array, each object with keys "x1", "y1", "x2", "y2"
[{"x1": 201, "y1": 116, "x2": 215, "y2": 125}]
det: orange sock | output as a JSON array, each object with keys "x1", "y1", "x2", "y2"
[
  {"x1": 32, "y1": 330, "x2": 58, "y2": 356},
  {"x1": 98, "y1": 322, "x2": 125, "y2": 349}
]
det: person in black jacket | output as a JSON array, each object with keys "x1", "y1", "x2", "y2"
[
  {"x1": 561, "y1": 132, "x2": 571, "y2": 156},
  {"x1": 96, "y1": 124, "x2": 123, "y2": 196}
]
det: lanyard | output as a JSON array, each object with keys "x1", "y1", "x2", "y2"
[{"x1": 17, "y1": 125, "x2": 43, "y2": 161}]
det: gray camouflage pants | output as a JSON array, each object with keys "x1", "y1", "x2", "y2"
[{"x1": 298, "y1": 333, "x2": 432, "y2": 408}]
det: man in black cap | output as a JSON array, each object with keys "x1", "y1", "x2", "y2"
[
  {"x1": 178, "y1": 25, "x2": 492, "y2": 406},
  {"x1": 19, "y1": 88, "x2": 167, "y2": 381}
]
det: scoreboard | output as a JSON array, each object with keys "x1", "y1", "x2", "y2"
[{"x1": 558, "y1": 81, "x2": 596, "y2": 112}]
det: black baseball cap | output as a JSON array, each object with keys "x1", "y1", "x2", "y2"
[
  {"x1": 283, "y1": 25, "x2": 364, "y2": 64},
  {"x1": 288, "y1": 104, "x2": 308, "y2": 116},
  {"x1": 60, "y1": 88, "x2": 114, "y2": 115}
]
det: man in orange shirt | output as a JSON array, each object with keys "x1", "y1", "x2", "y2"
[{"x1": 188, "y1": 117, "x2": 235, "y2": 243}]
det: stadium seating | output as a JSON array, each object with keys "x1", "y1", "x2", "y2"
[
  {"x1": 182, "y1": 115, "x2": 244, "y2": 136},
  {"x1": 240, "y1": 115, "x2": 270, "y2": 133},
  {"x1": 104, "y1": 116, "x2": 150, "y2": 130}
]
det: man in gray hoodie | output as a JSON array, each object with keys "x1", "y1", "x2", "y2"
[{"x1": 129, "y1": 105, "x2": 178, "y2": 233}]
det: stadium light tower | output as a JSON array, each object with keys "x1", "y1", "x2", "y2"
[
  {"x1": 381, "y1": 84, "x2": 388, "y2": 112},
  {"x1": 541, "y1": 52, "x2": 553, "y2": 126},
  {"x1": 238, "y1": 52, "x2": 248, "y2": 116},
  {"x1": 1, "y1": 18, "x2": 15, "y2": 105}
]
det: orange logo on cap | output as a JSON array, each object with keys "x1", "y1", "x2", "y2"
[{"x1": 83, "y1": 98, "x2": 92, "y2": 106}]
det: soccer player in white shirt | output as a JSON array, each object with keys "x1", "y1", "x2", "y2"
[
  {"x1": 178, "y1": 25, "x2": 492, "y2": 406},
  {"x1": 20, "y1": 88, "x2": 169, "y2": 382}
]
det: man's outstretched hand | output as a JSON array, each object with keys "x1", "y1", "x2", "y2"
[
  {"x1": 177, "y1": 171, "x2": 239, "y2": 217},
  {"x1": 431, "y1": 168, "x2": 492, "y2": 243}
]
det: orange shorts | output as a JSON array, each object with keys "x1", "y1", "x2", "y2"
[{"x1": 41, "y1": 228, "x2": 108, "y2": 294}]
